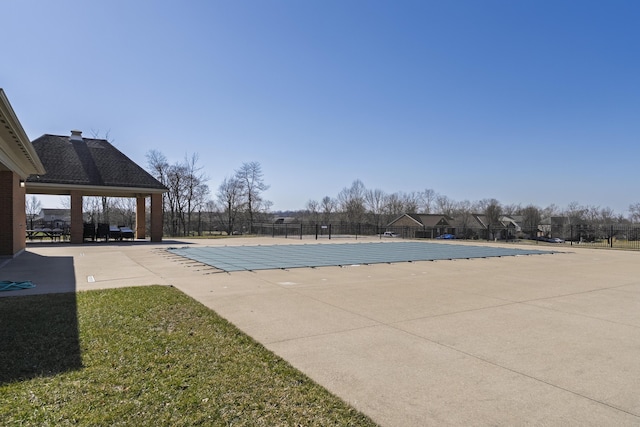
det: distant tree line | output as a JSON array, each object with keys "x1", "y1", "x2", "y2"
[
  {"x1": 73, "y1": 144, "x2": 640, "y2": 237},
  {"x1": 140, "y1": 149, "x2": 640, "y2": 236},
  {"x1": 290, "y1": 179, "x2": 639, "y2": 232},
  {"x1": 56, "y1": 158, "x2": 640, "y2": 238}
]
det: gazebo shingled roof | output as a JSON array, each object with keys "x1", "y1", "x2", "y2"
[{"x1": 26, "y1": 133, "x2": 166, "y2": 196}]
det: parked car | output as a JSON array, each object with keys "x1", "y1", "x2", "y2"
[
  {"x1": 436, "y1": 234, "x2": 455, "y2": 239},
  {"x1": 547, "y1": 237, "x2": 564, "y2": 243},
  {"x1": 382, "y1": 231, "x2": 398, "y2": 237}
]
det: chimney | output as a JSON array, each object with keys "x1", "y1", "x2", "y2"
[{"x1": 70, "y1": 130, "x2": 83, "y2": 141}]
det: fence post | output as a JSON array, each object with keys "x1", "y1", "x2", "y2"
[
  {"x1": 300, "y1": 223, "x2": 303, "y2": 240},
  {"x1": 315, "y1": 224, "x2": 318, "y2": 240},
  {"x1": 329, "y1": 224, "x2": 332, "y2": 240},
  {"x1": 611, "y1": 225, "x2": 614, "y2": 248}
]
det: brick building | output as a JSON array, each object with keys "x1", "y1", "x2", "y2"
[
  {"x1": 0, "y1": 89, "x2": 46, "y2": 257},
  {"x1": 0, "y1": 88, "x2": 167, "y2": 256}
]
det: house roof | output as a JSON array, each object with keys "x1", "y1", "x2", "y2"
[
  {"x1": 26, "y1": 133, "x2": 167, "y2": 197},
  {"x1": 450, "y1": 214, "x2": 486, "y2": 229},
  {"x1": 0, "y1": 89, "x2": 46, "y2": 178},
  {"x1": 389, "y1": 213, "x2": 453, "y2": 227},
  {"x1": 39, "y1": 208, "x2": 71, "y2": 219}
]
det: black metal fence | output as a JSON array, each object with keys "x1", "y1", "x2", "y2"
[
  {"x1": 253, "y1": 222, "x2": 640, "y2": 250},
  {"x1": 554, "y1": 224, "x2": 640, "y2": 250},
  {"x1": 253, "y1": 223, "x2": 514, "y2": 241}
]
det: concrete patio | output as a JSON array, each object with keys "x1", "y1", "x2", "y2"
[{"x1": 2, "y1": 237, "x2": 640, "y2": 426}]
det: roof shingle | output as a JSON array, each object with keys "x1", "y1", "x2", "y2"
[{"x1": 27, "y1": 134, "x2": 166, "y2": 191}]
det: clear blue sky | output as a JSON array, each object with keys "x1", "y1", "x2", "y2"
[{"x1": 3, "y1": 1, "x2": 639, "y2": 214}]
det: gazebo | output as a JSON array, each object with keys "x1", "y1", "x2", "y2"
[
  {"x1": 26, "y1": 131, "x2": 167, "y2": 244},
  {"x1": 0, "y1": 88, "x2": 167, "y2": 257}
]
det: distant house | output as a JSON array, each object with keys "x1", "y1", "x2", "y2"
[
  {"x1": 38, "y1": 208, "x2": 71, "y2": 229},
  {"x1": 467, "y1": 214, "x2": 520, "y2": 240},
  {"x1": 508, "y1": 215, "x2": 526, "y2": 235},
  {"x1": 540, "y1": 216, "x2": 573, "y2": 238},
  {"x1": 387, "y1": 214, "x2": 454, "y2": 238},
  {"x1": 450, "y1": 214, "x2": 487, "y2": 239},
  {"x1": 386, "y1": 212, "x2": 532, "y2": 240}
]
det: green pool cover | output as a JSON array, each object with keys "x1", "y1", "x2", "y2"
[{"x1": 168, "y1": 242, "x2": 554, "y2": 272}]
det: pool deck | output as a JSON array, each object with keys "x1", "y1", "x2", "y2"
[{"x1": 2, "y1": 237, "x2": 640, "y2": 426}]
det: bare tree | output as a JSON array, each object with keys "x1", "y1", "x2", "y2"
[
  {"x1": 502, "y1": 203, "x2": 520, "y2": 216},
  {"x1": 89, "y1": 128, "x2": 113, "y2": 144},
  {"x1": 435, "y1": 195, "x2": 456, "y2": 217},
  {"x1": 629, "y1": 203, "x2": 640, "y2": 223},
  {"x1": 541, "y1": 204, "x2": 560, "y2": 220},
  {"x1": 337, "y1": 179, "x2": 367, "y2": 225},
  {"x1": 599, "y1": 206, "x2": 616, "y2": 224},
  {"x1": 520, "y1": 204, "x2": 542, "y2": 237},
  {"x1": 305, "y1": 199, "x2": 320, "y2": 224},
  {"x1": 146, "y1": 150, "x2": 169, "y2": 186},
  {"x1": 183, "y1": 153, "x2": 209, "y2": 235},
  {"x1": 25, "y1": 195, "x2": 42, "y2": 229},
  {"x1": 166, "y1": 162, "x2": 189, "y2": 235},
  {"x1": 401, "y1": 191, "x2": 421, "y2": 213},
  {"x1": 564, "y1": 201, "x2": 586, "y2": 226},
  {"x1": 482, "y1": 199, "x2": 502, "y2": 239},
  {"x1": 235, "y1": 161, "x2": 269, "y2": 233},
  {"x1": 82, "y1": 197, "x2": 103, "y2": 225},
  {"x1": 452, "y1": 200, "x2": 474, "y2": 238},
  {"x1": 217, "y1": 176, "x2": 245, "y2": 235},
  {"x1": 320, "y1": 196, "x2": 337, "y2": 224},
  {"x1": 146, "y1": 150, "x2": 211, "y2": 236},
  {"x1": 205, "y1": 200, "x2": 219, "y2": 234},
  {"x1": 365, "y1": 188, "x2": 386, "y2": 227},
  {"x1": 383, "y1": 192, "x2": 404, "y2": 224},
  {"x1": 419, "y1": 189, "x2": 437, "y2": 214},
  {"x1": 111, "y1": 198, "x2": 137, "y2": 227}
]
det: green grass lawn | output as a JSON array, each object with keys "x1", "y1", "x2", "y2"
[{"x1": 0, "y1": 286, "x2": 377, "y2": 426}]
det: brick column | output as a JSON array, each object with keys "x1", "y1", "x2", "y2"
[
  {"x1": 135, "y1": 196, "x2": 146, "y2": 239},
  {"x1": 150, "y1": 193, "x2": 163, "y2": 242},
  {"x1": 0, "y1": 171, "x2": 26, "y2": 256},
  {"x1": 70, "y1": 190, "x2": 84, "y2": 244}
]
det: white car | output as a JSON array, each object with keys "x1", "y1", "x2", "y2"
[{"x1": 382, "y1": 231, "x2": 398, "y2": 237}]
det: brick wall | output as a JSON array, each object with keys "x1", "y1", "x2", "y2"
[
  {"x1": 70, "y1": 191, "x2": 84, "y2": 244},
  {"x1": 136, "y1": 196, "x2": 146, "y2": 239},
  {"x1": 0, "y1": 171, "x2": 26, "y2": 256},
  {"x1": 150, "y1": 193, "x2": 162, "y2": 242}
]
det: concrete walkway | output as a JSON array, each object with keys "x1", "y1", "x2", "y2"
[{"x1": 2, "y1": 237, "x2": 640, "y2": 426}]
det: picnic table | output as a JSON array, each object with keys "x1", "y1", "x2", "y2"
[{"x1": 26, "y1": 228, "x2": 65, "y2": 241}]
